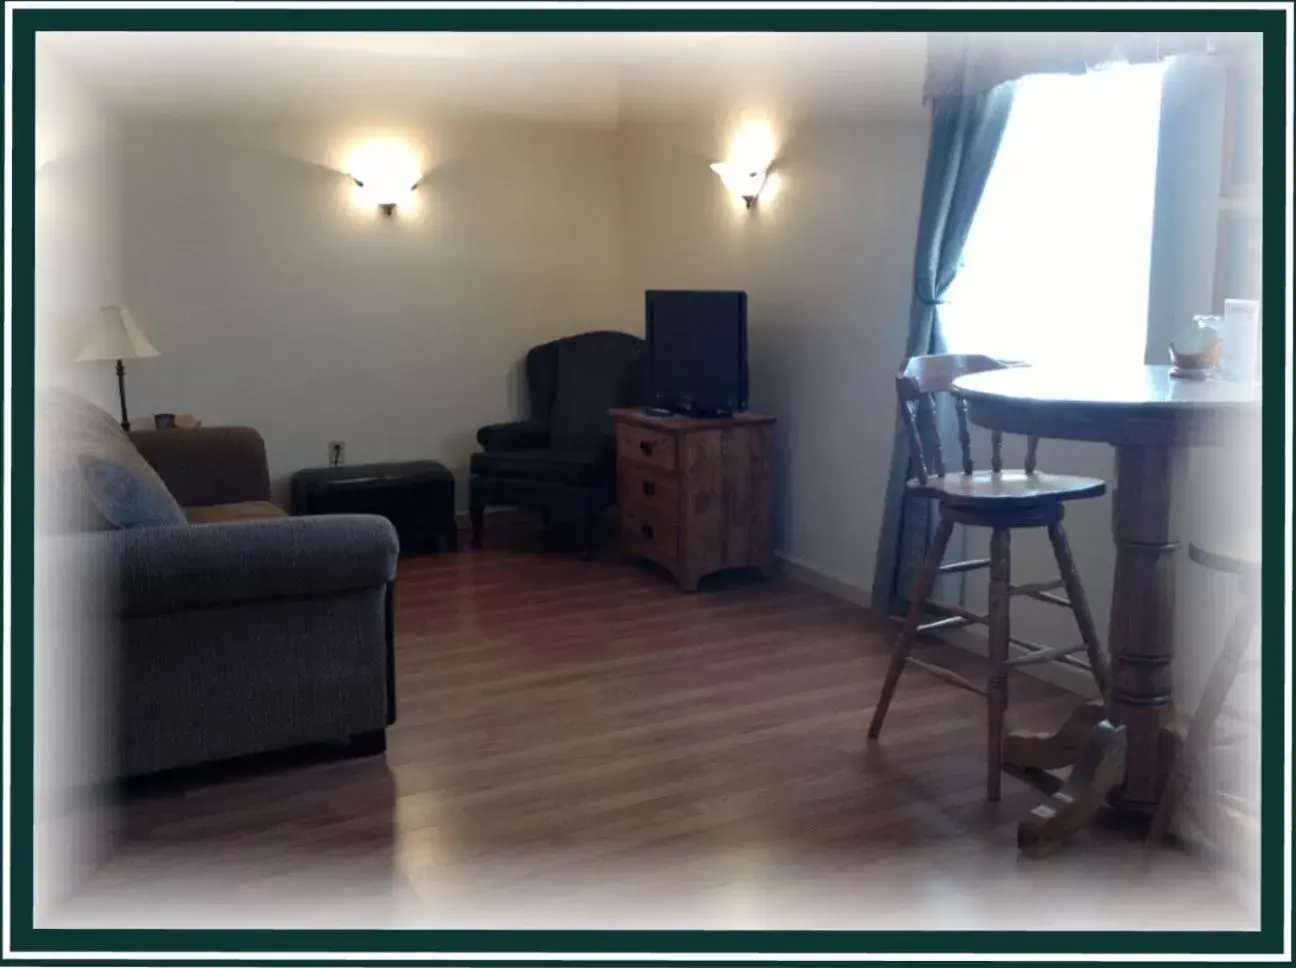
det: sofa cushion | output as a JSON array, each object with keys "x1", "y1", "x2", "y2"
[
  {"x1": 130, "y1": 428, "x2": 271, "y2": 507},
  {"x1": 470, "y1": 448, "x2": 597, "y2": 487},
  {"x1": 39, "y1": 391, "x2": 114, "y2": 532},
  {"x1": 39, "y1": 389, "x2": 185, "y2": 531},
  {"x1": 81, "y1": 455, "x2": 187, "y2": 529},
  {"x1": 184, "y1": 501, "x2": 288, "y2": 524}
]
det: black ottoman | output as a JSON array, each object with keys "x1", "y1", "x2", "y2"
[{"x1": 290, "y1": 461, "x2": 458, "y2": 553}]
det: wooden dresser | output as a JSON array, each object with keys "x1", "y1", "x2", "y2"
[{"x1": 611, "y1": 409, "x2": 776, "y2": 592}]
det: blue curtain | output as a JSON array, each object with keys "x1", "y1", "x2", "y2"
[{"x1": 870, "y1": 85, "x2": 1016, "y2": 616}]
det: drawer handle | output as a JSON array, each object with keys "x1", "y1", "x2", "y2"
[
  {"x1": 641, "y1": 524, "x2": 654, "y2": 539},
  {"x1": 642, "y1": 481, "x2": 655, "y2": 497},
  {"x1": 639, "y1": 440, "x2": 654, "y2": 456}
]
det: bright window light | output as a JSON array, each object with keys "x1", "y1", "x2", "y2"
[{"x1": 941, "y1": 63, "x2": 1168, "y2": 369}]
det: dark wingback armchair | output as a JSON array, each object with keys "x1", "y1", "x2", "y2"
[{"x1": 470, "y1": 330, "x2": 648, "y2": 557}]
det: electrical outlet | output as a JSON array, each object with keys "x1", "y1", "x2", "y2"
[{"x1": 328, "y1": 441, "x2": 346, "y2": 467}]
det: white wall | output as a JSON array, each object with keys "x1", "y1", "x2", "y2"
[
  {"x1": 121, "y1": 115, "x2": 632, "y2": 504},
  {"x1": 36, "y1": 44, "x2": 123, "y2": 406}
]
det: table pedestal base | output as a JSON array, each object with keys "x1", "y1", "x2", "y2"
[
  {"x1": 1004, "y1": 714, "x2": 1184, "y2": 850},
  {"x1": 952, "y1": 367, "x2": 1260, "y2": 852},
  {"x1": 1003, "y1": 703, "x2": 1125, "y2": 850},
  {"x1": 1005, "y1": 444, "x2": 1182, "y2": 850}
]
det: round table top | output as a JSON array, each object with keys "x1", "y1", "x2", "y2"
[{"x1": 953, "y1": 364, "x2": 1261, "y2": 446}]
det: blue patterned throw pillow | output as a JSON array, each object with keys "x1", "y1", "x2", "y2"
[{"x1": 79, "y1": 455, "x2": 186, "y2": 529}]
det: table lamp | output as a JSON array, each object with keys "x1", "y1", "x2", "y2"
[{"x1": 75, "y1": 305, "x2": 160, "y2": 431}]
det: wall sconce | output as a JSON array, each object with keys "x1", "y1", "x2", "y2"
[
  {"x1": 352, "y1": 176, "x2": 419, "y2": 216},
  {"x1": 346, "y1": 142, "x2": 422, "y2": 216},
  {"x1": 711, "y1": 124, "x2": 777, "y2": 210},
  {"x1": 709, "y1": 161, "x2": 769, "y2": 209}
]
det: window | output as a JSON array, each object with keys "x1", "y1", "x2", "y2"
[{"x1": 941, "y1": 63, "x2": 1168, "y2": 369}]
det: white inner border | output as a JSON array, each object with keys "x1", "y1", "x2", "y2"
[{"x1": 2, "y1": 0, "x2": 1291, "y2": 962}]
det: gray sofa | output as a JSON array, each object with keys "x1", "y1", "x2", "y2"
[{"x1": 41, "y1": 391, "x2": 398, "y2": 778}]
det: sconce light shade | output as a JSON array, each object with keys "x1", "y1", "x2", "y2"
[
  {"x1": 711, "y1": 123, "x2": 776, "y2": 210},
  {"x1": 351, "y1": 175, "x2": 420, "y2": 216},
  {"x1": 347, "y1": 142, "x2": 422, "y2": 216},
  {"x1": 710, "y1": 161, "x2": 769, "y2": 209}
]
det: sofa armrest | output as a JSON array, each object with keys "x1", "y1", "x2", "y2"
[
  {"x1": 129, "y1": 428, "x2": 271, "y2": 507},
  {"x1": 79, "y1": 515, "x2": 399, "y2": 616},
  {"x1": 476, "y1": 420, "x2": 550, "y2": 452}
]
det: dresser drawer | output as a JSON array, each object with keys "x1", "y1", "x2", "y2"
[
  {"x1": 618, "y1": 462, "x2": 681, "y2": 521},
  {"x1": 621, "y1": 501, "x2": 679, "y2": 564},
  {"x1": 616, "y1": 423, "x2": 677, "y2": 472}
]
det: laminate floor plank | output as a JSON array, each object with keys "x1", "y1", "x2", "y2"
[{"x1": 47, "y1": 540, "x2": 1252, "y2": 931}]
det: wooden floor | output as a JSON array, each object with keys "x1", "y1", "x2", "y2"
[{"x1": 55, "y1": 529, "x2": 1252, "y2": 931}]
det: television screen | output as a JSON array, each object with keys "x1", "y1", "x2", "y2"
[{"x1": 645, "y1": 290, "x2": 748, "y2": 416}]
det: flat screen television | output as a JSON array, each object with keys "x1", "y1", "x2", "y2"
[{"x1": 645, "y1": 290, "x2": 748, "y2": 417}]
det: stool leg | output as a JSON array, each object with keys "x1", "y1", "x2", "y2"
[
  {"x1": 986, "y1": 527, "x2": 1011, "y2": 802},
  {"x1": 1047, "y1": 522, "x2": 1110, "y2": 704},
  {"x1": 868, "y1": 516, "x2": 955, "y2": 739},
  {"x1": 1148, "y1": 577, "x2": 1259, "y2": 843}
]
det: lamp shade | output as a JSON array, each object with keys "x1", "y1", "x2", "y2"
[{"x1": 75, "y1": 306, "x2": 160, "y2": 362}]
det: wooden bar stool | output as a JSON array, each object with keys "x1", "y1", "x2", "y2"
[
  {"x1": 1148, "y1": 541, "x2": 1259, "y2": 844},
  {"x1": 867, "y1": 354, "x2": 1111, "y2": 801}
]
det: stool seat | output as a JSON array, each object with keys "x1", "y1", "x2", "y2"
[{"x1": 908, "y1": 470, "x2": 1106, "y2": 509}]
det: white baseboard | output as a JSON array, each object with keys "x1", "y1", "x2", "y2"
[
  {"x1": 776, "y1": 552, "x2": 874, "y2": 609},
  {"x1": 774, "y1": 551, "x2": 1099, "y2": 699}
]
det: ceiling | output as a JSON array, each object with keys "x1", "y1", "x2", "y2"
[{"x1": 42, "y1": 32, "x2": 926, "y2": 124}]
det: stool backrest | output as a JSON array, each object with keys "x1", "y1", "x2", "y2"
[{"x1": 896, "y1": 354, "x2": 1039, "y2": 485}]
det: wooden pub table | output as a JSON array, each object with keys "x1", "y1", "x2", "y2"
[{"x1": 952, "y1": 364, "x2": 1261, "y2": 849}]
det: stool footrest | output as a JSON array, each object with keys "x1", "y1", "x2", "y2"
[
  {"x1": 1010, "y1": 580, "x2": 1071, "y2": 609},
  {"x1": 938, "y1": 557, "x2": 992, "y2": 575},
  {"x1": 924, "y1": 599, "x2": 985, "y2": 624},
  {"x1": 907, "y1": 657, "x2": 986, "y2": 696},
  {"x1": 917, "y1": 614, "x2": 983, "y2": 635},
  {"x1": 1007, "y1": 640, "x2": 1087, "y2": 668}
]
